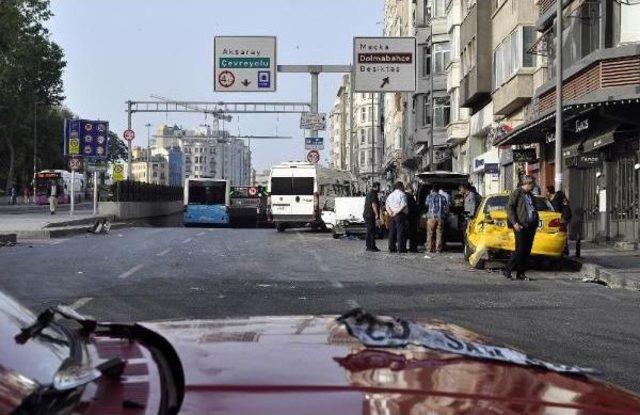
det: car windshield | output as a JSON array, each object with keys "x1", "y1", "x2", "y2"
[
  {"x1": 3, "y1": 1, "x2": 640, "y2": 413},
  {"x1": 484, "y1": 195, "x2": 554, "y2": 213}
]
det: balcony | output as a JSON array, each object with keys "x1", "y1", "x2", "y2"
[
  {"x1": 459, "y1": 1, "x2": 492, "y2": 111},
  {"x1": 446, "y1": 120, "x2": 470, "y2": 145},
  {"x1": 493, "y1": 71, "x2": 535, "y2": 116}
]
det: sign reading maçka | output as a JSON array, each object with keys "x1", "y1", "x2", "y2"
[{"x1": 353, "y1": 37, "x2": 416, "y2": 93}]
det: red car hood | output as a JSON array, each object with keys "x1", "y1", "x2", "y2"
[{"x1": 140, "y1": 316, "x2": 640, "y2": 415}]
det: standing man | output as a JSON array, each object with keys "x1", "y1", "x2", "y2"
[
  {"x1": 405, "y1": 184, "x2": 419, "y2": 253},
  {"x1": 363, "y1": 182, "x2": 381, "y2": 252},
  {"x1": 425, "y1": 186, "x2": 449, "y2": 253},
  {"x1": 504, "y1": 176, "x2": 539, "y2": 280},
  {"x1": 385, "y1": 181, "x2": 408, "y2": 253},
  {"x1": 47, "y1": 180, "x2": 58, "y2": 215}
]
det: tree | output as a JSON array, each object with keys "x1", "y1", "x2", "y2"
[
  {"x1": 0, "y1": 0, "x2": 65, "y2": 191},
  {"x1": 107, "y1": 131, "x2": 129, "y2": 163}
]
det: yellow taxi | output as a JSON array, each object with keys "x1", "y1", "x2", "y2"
[{"x1": 464, "y1": 192, "x2": 567, "y2": 269}]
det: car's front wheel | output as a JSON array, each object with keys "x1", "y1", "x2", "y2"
[{"x1": 276, "y1": 223, "x2": 286, "y2": 232}]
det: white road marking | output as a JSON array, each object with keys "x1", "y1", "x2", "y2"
[
  {"x1": 331, "y1": 281, "x2": 344, "y2": 289},
  {"x1": 69, "y1": 297, "x2": 93, "y2": 310},
  {"x1": 182, "y1": 238, "x2": 193, "y2": 244},
  {"x1": 117, "y1": 263, "x2": 144, "y2": 279},
  {"x1": 346, "y1": 299, "x2": 360, "y2": 309},
  {"x1": 156, "y1": 248, "x2": 172, "y2": 257},
  {"x1": 196, "y1": 231, "x2": 205, "y2": 236}
]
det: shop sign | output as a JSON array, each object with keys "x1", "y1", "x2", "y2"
[
  {"x1": 512, "y1": 148, "x2": 537, "y2": 163},
  {"x1": 485, "y1": 163, "x2": 500, "y2": 174},
  {"x1": 575, "y1": 118, "x2": 590, "y2": 133}
]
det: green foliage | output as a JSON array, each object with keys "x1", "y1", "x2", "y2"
[
  {"x1": 0, "y1": 0, "x2": 66, "y2": 190},
  {"x1": 107, "y1": 131, "x2": 129, "y2": 163}
]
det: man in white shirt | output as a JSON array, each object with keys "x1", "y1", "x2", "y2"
[{"x1": 385, "y1": 181, "x2": 408, "y2": 253}]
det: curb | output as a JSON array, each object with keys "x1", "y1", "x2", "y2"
[
  {"x1": 7, "y1": 222, "x2": 132, "y2": 240},
  {"x1": 565, "y1": 256, "x2": 640, "y2": 292}
]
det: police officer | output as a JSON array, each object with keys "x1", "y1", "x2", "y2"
[{"x1": 363, "y1": 182, "x2": 381, "y2": 252}]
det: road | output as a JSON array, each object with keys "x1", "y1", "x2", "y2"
[{"x1": 1, "y1": 223, "x2": 639, "y2": 393}]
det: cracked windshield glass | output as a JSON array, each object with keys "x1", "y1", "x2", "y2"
[{"x1": 2, "y1": 0, "x2": 640, "y2": 414}]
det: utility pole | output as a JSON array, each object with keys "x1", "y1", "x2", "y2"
[
  {"x1": 145, "y1": 123, "x2": 151, "y2": 183},
  {"x1": 127, "y1": 100, "x2": 133, "y2": 180},
  {"x1": 349, "y1": 74, "x2": 355, "y2": 176},
  {"x1": 33, "y1": 101, "x2": 40, "y2": 203},
  {"x1": 371, "y1": 93, "x2": 375, "y2": 182},
  {"x1": 428, "y1": 6, "x2": 435, "y2": 172},
  {"x1": 554, "y1": 0, "x2": 564, "y2": 191}
]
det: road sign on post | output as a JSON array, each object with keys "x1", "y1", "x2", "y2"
[
  {"x1": 305, "y1": 137, "x2": 324, "y2": 151},
  {"x1": 306, "y1": 150, "x2": 320, "y2": 164},
  {"x1": 214, "y1": 36, "x2": 277, "y2": 92},
  {"x1": 300, "y1": 112, "x2": 327, "y2": 131},
  {"x1": 123, "y1": 129, "x2": 135, "y2": 142},
  {"x1": 65, "y1": 119, "x2": 109, "y2": 158},
  {"x1": 112, "y1": 164, "x2": 125, "y2": 181},
  {"x1": 67, "y1": 156, "x2": 84, "y2": 172},
  {"x1": 353, "y1": 37, "x2": 416, "y2": 92}
]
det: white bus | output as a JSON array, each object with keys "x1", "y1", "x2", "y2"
[
  {"x1": 269, "y1": 162, "x2": 321, "y2": 232},
  {"x1": 35, "y1": 170, "x2": 85, "y2": 205}
]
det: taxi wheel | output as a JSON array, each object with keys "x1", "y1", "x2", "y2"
[{"x1": 276, "y1": 223, "x2": 286, "y2": 232}]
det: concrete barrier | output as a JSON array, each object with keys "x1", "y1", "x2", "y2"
[{"x1": 99, "y1": 201, "x2": 182, "y2": 220}]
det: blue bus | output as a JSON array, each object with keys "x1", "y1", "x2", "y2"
[{"x1": 183, "y1": 178, "x2": 230, "y2": 226}]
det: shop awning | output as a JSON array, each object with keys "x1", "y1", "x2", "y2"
[{"x1": 582, "y1": 130, "x2": 615, "y2": 153}]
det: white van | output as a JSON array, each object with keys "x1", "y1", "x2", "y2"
[{"x1": 269, "y1": 162, "x2": 321, "y2": 232}]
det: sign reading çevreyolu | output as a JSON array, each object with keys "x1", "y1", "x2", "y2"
[
  {"x1": 65, "y1": 119, "x2": 109, "y2": 159},
  {"x1": 214, "y1": 36, "x2": 277, "y2": 92},
  {"x1": 353, "y1": 37, "x2": 416, "y2": 93}
]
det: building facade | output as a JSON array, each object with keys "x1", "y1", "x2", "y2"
[{"x1": 496, "y1": 0, "x2": 640, "y2": 243}]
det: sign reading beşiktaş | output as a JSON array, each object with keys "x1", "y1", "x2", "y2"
[
  {"x1": 353, "y1": 37, "x2": 416, "y2": 93},
  {"x1": 214, "y1": 36, "x2": 277, "y2": 92}
]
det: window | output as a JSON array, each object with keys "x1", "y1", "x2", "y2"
[
  {"x1": 360, "y1": 107, "x2": 366, "y2": 122},
  {"x1": 422, "y1": 96, "x2": 431, "y2": 127},
  {"x1": 492, "y1": 26, "x2": 536, "y2": 90},
  {"x1": 422, "y1": 46, "x2": 431, "y2": 77},
  {"x1": 433, "y1": 96, "x2": 450, "y2": 128},
  {"x1": 360, "y1": 151, "x2": 365, "y2": 165},
  {"x1": 433, "y1": 42, "x2": 450, "y2": 73},
  {"x1": 431, "y1": 0, "x2": 446, "y2": 17},
  {"x1": 360, "y1": 129, "x2": 365, "y2": 144}
]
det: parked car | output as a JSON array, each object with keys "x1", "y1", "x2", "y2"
[
  {"x1": 328, "y1": 197, "x2": 367, "y2": 239},
  {"x1": 464, "y1": 192, "x2": 568, "y2": 269},
  {"x1": 5, "y1": 290, "x2": 640, "y2": 414},
  {"x1": 415, "y1": 171, "x2": 470, "y2": 246}
]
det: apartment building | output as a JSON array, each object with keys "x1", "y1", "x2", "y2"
[
  {"x1": 495, "y1": 0, "x2": 640, "y2": 243},
  {"x1": 329, "y1": 75, "x2": 383, "y2": 180},
  {"x1": 381, "y1": 0, "x2": 453, "y2": 183}
]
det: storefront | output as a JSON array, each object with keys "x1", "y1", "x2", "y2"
[
  {"x1": 498, "y1": 102, "x2": 640, "y2": 244},
  {"x1": 472, "y1": 149, "x2": 500, "y2": 196}
]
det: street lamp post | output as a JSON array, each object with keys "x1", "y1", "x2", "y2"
[
  {"x1": 554, "y1": 1, "x2": 564, "y2": 191},
  {"x1": 145, "y1": 123, "x2": 152, "y2": 183},
  {"x1": 33, "y1": 101, "x2": 42, "y2": 204}
]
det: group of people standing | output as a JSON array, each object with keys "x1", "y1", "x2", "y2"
[
  {"x1": 5, "y1": 185, "x2": 32, "y2": 205},
  {"x1": 363, "y1": 175, "x2": 572, "y2": 282},
  {"x1": 363, "y1": 181, "x2": 482, "y2": 254}
]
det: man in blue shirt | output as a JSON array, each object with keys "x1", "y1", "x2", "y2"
[{"x1": 425, "y1": 186, "x2": 449, "y2": 253}]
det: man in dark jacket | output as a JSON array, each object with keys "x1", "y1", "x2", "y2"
[
  {"x1": 363, "y1": 182, "x2": 381, "y2": 252},
  {"x1": 405, "y1": 184, "x2": 419, "y2": 253},
  {"x1": 504, "y1": 176, "x2": 539, "y2": 280}
]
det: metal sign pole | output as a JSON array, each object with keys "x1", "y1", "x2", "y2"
[
  {"x1": 93, "y1": 171, "x2": 98, "y2": 216},
  {"x1": 70, "y1": 170, "x2": 75, "y2": 217},
  {"x1": 310, "y1": 72, "x2": 319, "y2": 139},
  {"x1": 371, "y1": 92, "x2": 375, "y2": 181},
  {"x1": 127, "y1": 101, "x2": 133, "y2": 180},
  {"x1": 554, "y1": 1, "x2": 564, "y2": 191}
]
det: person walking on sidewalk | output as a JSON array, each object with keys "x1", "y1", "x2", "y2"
[
  {"x1": 405, "y1": 184, "x2": 419, "y2": 253},
  {"x1": 504, "y1": 176, "x2": 539, "y2": 280},
  {"x1": 47, "y1": 180, "x2": 58, "y2": 215},
  {"x1": 363, "y1": 182, "x2": 381, "y2": 252},
  {"x1": 425, "y1": 186, "x2": 449, "y2": 253},
  {"x1": 385, "y1": 181, "x2": 408, "y2": 253}
]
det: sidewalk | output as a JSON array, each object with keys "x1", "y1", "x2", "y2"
[
  {"x1": 0, "y1": 212, "x2": 115, "y2": 239},
  {"x1": 568, "y1": 241, "x2": 640, "y2": 292}
]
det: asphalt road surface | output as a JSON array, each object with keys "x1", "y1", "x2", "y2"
[{"x1": 1, "y1": 223, "x2": 639, "y2": 394}]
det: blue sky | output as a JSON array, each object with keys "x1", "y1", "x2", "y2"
[{"x1": 47, "y1": 0, "x2": 384, "y2": 171}]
